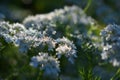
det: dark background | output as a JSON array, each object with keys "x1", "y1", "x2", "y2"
[{"x1": 0, "y1": 0, "x2": 120, "y2": 24}]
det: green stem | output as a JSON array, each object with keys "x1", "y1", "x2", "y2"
[
  {"x1": 84, "y1": 0, "x2": 92, "y2": 13},
  {"x1": 111, "y1": 68, "x2": 120, "y2": 80},
  {"x1": 37, "y1": 70, "x2": 43, "y2": 80}
]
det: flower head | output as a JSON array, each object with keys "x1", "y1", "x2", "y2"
[
  {"x1": 55, "y1": 37, "x2": 77, "y2": 63},
  {"x1": 30, "y1": 52, "x2": 60, "y2": 77},
  {"x1": 101, "y1": 24, "x2": 120, "y2": 66}
]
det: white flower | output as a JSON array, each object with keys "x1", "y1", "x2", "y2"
[
  {"x1": 55, "y1": 37, "x2": 77, "y2": 63},
  {"x1": 23, "y1": 5, "x2": 94, "y2": 37},
  {"x1": 101, "y1": 24, "x2": 120, "y2": 66},
  {"x1": 30, "y1": 36, "x2": 56, "y2": 51},
  {"x1": 38, "y1": 36, "x2": 56, "y2": 51},
  {"x1": 56, "y1": 44, "x2": 72, "y2": 57},
  {"x1": 110, "y1": 59, "x2": 120, "y2": 67},
  {"x1": 0, "y1": 21, "x2": 13, "y2": 43},
  {"x1": 10, "y1": 23, "x2": 26, "y2": 34},
  {"x1": 30, "y1": 52, "x2": 60, "y2": 77},
  {"x1": 0, "y1": 21, "x2": 11, "y2": 33}
]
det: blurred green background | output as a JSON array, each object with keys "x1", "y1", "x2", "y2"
[{"x1": 0, "y1": 0, "x2": 120, "y2": 25}]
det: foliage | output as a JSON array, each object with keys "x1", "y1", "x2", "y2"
[{"x1": 0, "y1": 1, "x2": 120, "y2": 80}]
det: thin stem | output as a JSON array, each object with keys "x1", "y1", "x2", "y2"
[
  {"x1": 110, "y1": 68, "x2": 120, "y2": 80},
  {"x1": 84, "y1": 0, "x2": 92, "y2": 13}
]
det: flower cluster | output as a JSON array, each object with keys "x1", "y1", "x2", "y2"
[
  {"x1": 23, "y1": 6, "x2": 94, "y2": 37},
  {"x1": 30, "y1": 52, "x2": 60, "y2": 78},
  {"x1": 0, "y1": 8, "x2": 78, "y2": 78},
  {"x1": 55, "y1": 37, "x2": 77, "y2": 63},
  {"x1": 0, "y1": 22, "x2": 12, "y2": 43},
  {"x1": 0, "y1": 5, "x2": 101, "y2": 80},
  {"x1": 100, "y1": 24, "x2": 120, "y2": 66}
]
